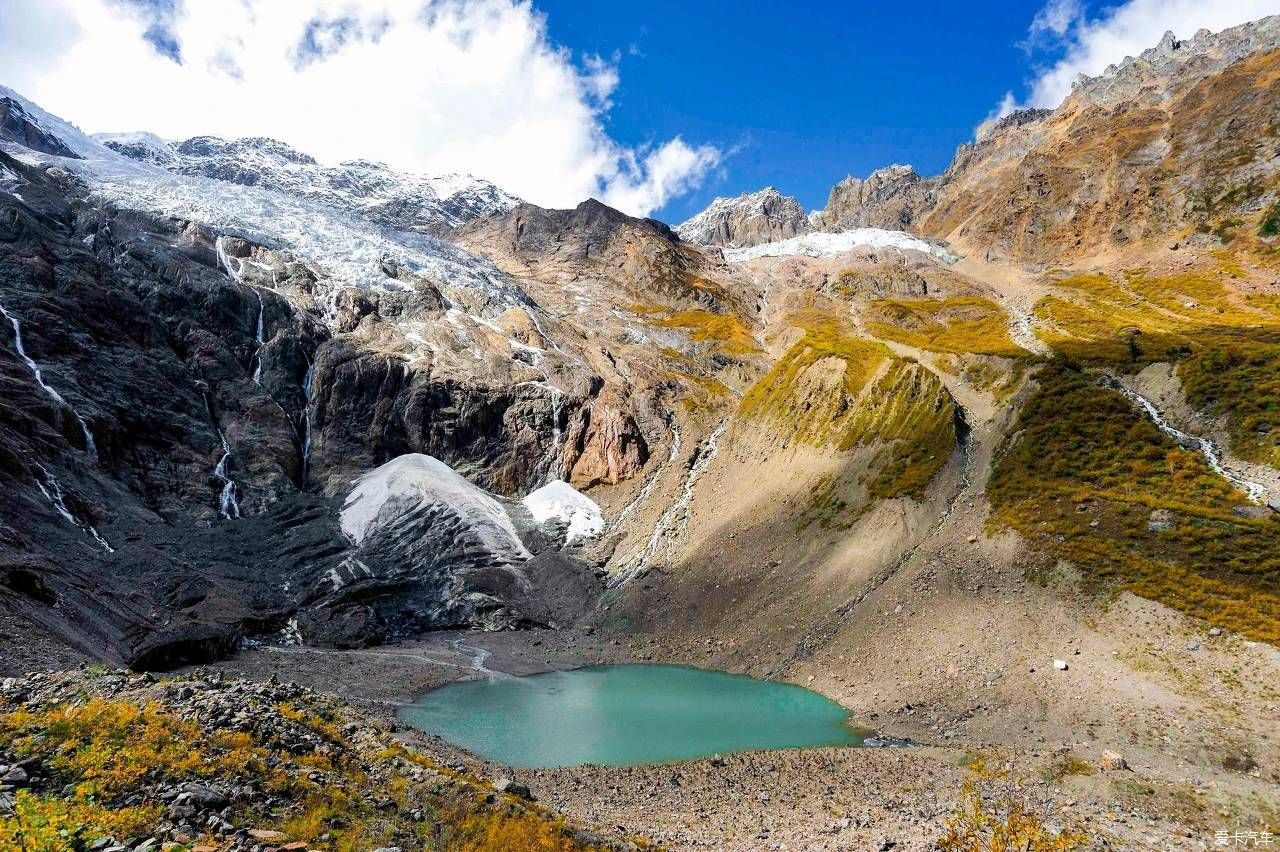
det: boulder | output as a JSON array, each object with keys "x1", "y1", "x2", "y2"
[{"x1": 493, "y1": 777, "x2": 533, "y2": 800}]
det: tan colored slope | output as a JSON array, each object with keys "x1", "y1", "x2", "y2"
[{"x1": 920, "y1": 48, "x2": 1280, "y2": 267}]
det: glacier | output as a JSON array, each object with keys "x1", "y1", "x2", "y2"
[
  {"x1": 722, "y1": 228, "x2": 956, "y2": 263},
  {"x1": 0, "y1": 85, "x2": 532, "y2": 320},
  {"x1": 341, "y1": 453, "x2": 530, "y2": 561}
]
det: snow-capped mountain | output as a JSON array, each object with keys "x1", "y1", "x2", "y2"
[
  {"x1": 95, "y1": 131, "x2": 520, "y2": 235},
  {"x1": 0, "y1": 84, "x2": 536, "y2": 312},
  {"x1": 675, "y1": 187, "x2": 809, "y2": 248}
]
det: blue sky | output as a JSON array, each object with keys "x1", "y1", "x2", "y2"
[
  {"x1": 542, "y1": 0, "x2": 1057, "y2": 222},
  {"x1": 4, "y1": 0, "x2": 1277, "y2": 221}
]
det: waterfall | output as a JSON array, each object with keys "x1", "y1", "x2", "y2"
[
  {"x1": 541, "y1": 382, "x2": 564, "y2": 484},
  {"x1": 32, "y1": 461, "x2": 113, "y2": 552},
  {"x1": 513, "y1": 375, "x2": 565, "y2": 485},
  {"x1": 300, "y1": 356, "x2": 315, "y2": 487},
  {"x1": 214, "y1": 235, "x2": 243, "y2": 284},
  {"x1": 216, "y1": 235, "x2": 269, "y2": 385},
  {"x1": 0, "y1": 300, "x2": 98, "y2": 461},
  {"x1": 213, "y1": 430, "x2": 241, "y2": 519},
  {"x1": 251, "y1": 288, "x2": 265, "y2": 385},
  {"x1": 1108, "y1": 379, "x2": 1267, "y2": 504},
  {"x1": 204, "y1": 393, "x2": 242, "y2": 520}
]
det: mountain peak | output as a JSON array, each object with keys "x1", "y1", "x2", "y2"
[
  {"x1": 676, "y1": 187, "x2": 810, "y2": 248},
  {"x1": 1069, "y1": 13, "x2": 1280, "y2": 108},
  {"x1": 810, "y1": 164, "x2": 935, "y2": 232},
  {"x1": 1, "y1": 96, "x2": 82, "y2": 160}
]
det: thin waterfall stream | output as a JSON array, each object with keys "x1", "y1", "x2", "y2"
[
  {"x1": 32, "y1": 461, "x2": 113, "y2": 552},
  {"x1": 0, "y1": 299, "x2": 98, "y2": 460},
  {"x1": 1106, "y1": 378, "x2": 1268, "y2": 504}
]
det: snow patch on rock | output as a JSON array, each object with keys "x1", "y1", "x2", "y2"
[
  {"x1": 723, "y1": 228, "x2": 956, "y2": 263},
  {"x1": 522, "y1": 479, "x2": 604, "y2": 543},
  {"x1": 341, "y1": 454, "x2": 530, "y2": 559}
]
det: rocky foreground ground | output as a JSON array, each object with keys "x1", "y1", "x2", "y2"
[{"x1": 0, "y1": 665, "x2": 645, "y2": 851}]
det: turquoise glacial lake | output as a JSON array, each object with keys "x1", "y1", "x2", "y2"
[{"x1": 398, "y1": 663, "x2": 865, "y2": 768}]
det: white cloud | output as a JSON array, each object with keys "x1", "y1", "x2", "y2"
[
  {"x1": 1024, "y1": 0, "x2": 1280, "y2": 108},
  {"x1": 602, "y1": 138, "x2": 721, "y2": 220},
  {"x1": 984, "y1": 91, "x2": 1018, "y2": 124},
  {"x1": 1028, "y1": 0, "x2": 1082, "y2": 38},
  {"x1": 0, "y1": 0, "x2": 718, "y2": 217}
]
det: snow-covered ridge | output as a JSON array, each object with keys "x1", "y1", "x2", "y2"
[
  {"x1": 95, "y1": 131, "x2": 521, "y2": 233},
  {"x1": 722, "y1": 228, "x2": 956, "y2": 263},
  {"x1": 341, "y1": 454, "x2": 530, "y2": 561},
  {"x1": 0, "y1": 85, "x2": 529, "y2": 310},
  {"x1": 521, "y1": 479, "x2": 604, "y2": 543}
]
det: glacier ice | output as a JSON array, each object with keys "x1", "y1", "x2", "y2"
[
  {"x1": 722, "y1": 228, "x2": 956, "y2": 263},
  {"x1": 341, "y1": 453, "x2": 530, "y2": 561}
]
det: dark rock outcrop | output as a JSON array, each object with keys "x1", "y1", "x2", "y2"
[{"x1": 0, "y1": 98, "x2": 81, "y2": 159}]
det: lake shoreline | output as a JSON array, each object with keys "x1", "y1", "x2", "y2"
[{"x1": 186, "y1": 627, "x2": 1125, "y2": 850}]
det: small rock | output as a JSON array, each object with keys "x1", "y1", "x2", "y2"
[
  {"x1": 1099, "y1": 750, "x2": 1130, "y2": 771},
  {"x1": 247, "y1": 829, "x2": 286, "y2": 843},
  {"x1": 1053, "y1": 659, "x2": 1068, "y2": 671},
  {"x1": 1187, "y1": 641, "x2": 1200, "y2": 652},
  {"x1": 1209, "y1": 627, "x2": 1223, "y2": 637},
  {"x1": 178, "y1": 782, "x2": 228, "y2": 810}
]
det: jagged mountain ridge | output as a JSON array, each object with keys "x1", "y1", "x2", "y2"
[
  {"x1": 680, "y1": 15, "x2": 1280, "y2": 261},
  {"x1": 96, "y1": 130, "x2": 521, "y2": 236},
  {"x1": 676, "y1": 163, "x2": 945, "y2": 250},
  {"x1": 921, "y1": 15, "x2": 1280, "y2": 263}
]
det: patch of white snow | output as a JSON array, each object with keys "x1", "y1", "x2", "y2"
[
  {"x1": 723, "y1": 229, "x2": 956, "y2": 263},
  {"x1": 521, "y1": 479, "x2": 604, "y2": 543}
]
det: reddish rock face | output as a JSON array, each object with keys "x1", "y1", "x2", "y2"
[{"x1": 564, "y1": 400, "x2": 649, "y2": 489}]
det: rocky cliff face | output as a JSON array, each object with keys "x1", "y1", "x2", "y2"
[
  {"x1": 0, "y1": 121, "x2": 601, "y2": 666},
  {"x1": 809, "y1": 165, "x2": 937, "y2": 232},
  {"x1": 0, "y1": 97, "x2": 81, "y2": 159},
  {"x1": 675, "y1": 188, "x2": 811, "y2": 248}
]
